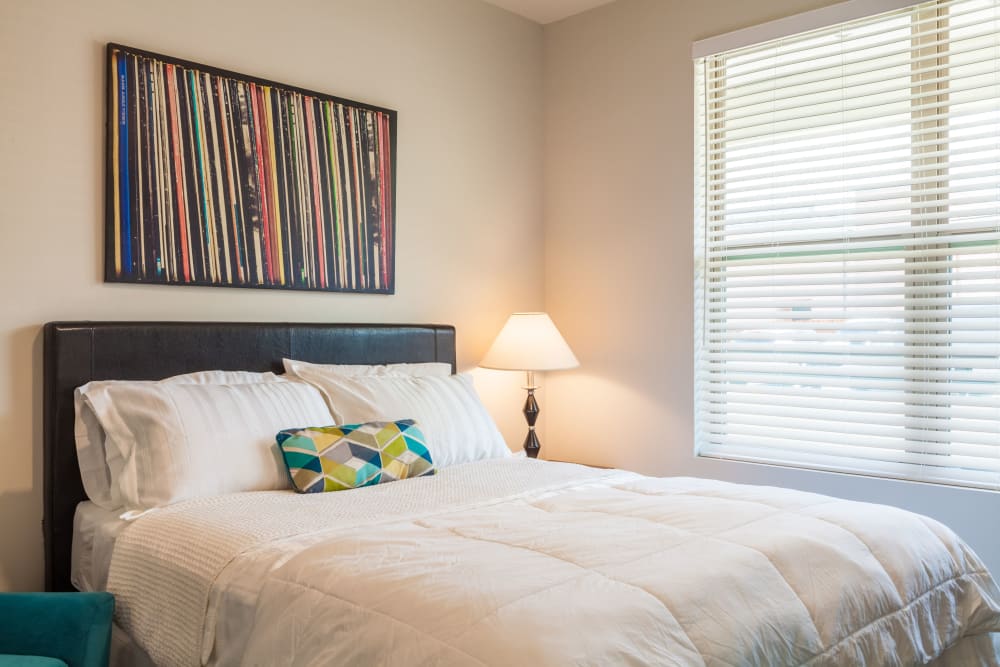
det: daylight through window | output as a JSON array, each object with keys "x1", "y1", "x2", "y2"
[{"x1": 694, "y1": 0, "x2": 1000, "y2": 489}]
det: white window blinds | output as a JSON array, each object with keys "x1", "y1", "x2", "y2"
[{"x1": 694, "y1": 0, "x2": 1000, "y2": 490}]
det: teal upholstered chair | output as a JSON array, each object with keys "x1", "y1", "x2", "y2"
[{"x1": 0, "y1": 593, "x2": 114, "y2": 667}]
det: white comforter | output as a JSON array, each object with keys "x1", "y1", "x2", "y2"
[{"x1": 107, "y1": 460, "x2": 1000, "y2": 666}]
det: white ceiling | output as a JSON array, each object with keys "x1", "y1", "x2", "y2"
[{"x1": 482, "y1": 0, "x2": 616, "y2": 24}]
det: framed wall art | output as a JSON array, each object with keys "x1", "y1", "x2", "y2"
[{"x1": 106, "y1": 43, "x2": 396, "y2": 293}]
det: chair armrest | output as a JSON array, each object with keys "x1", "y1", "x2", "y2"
[{"x1": 0, "y1": 593, "x2": 113, "y2": 667}]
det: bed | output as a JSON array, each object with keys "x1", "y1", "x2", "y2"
[{"x1": 44, "y1": 321, "x2": 1000, "y2": 666}]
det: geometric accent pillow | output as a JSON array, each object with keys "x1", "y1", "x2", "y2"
[{"x1": 276, "y1": 419, "x2": 435, "y2": 493}]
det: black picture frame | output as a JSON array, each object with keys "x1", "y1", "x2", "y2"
[{"x1": 105, "y1": 43, "x2": 397, "y2": 294}]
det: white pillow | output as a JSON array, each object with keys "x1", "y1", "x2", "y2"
[
  {"x1": 74, "y1": 371, "x2": 286, "y2": 509},
  {"x1": 282, "y1": 359, "x2": 452, "y2": 378},
  {"x1": 82, "y1": 380, "x2": 333, "y2": 510},
  {"x1": 290, "y1": 370, "x2": 511, "y2": 468}
]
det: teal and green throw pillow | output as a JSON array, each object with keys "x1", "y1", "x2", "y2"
[{"x1": 276, "y1": 419, "x2": 435, "y2": 493}]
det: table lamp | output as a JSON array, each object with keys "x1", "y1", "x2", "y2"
[{"x1": 480, "y1": 312, "x2": 579, "y2": 458}]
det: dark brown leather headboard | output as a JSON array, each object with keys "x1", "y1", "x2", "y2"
[{"x1": 42, "y1": 321, "x2": 456, "y2": 592}]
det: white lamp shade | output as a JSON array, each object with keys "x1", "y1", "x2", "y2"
[{"x1": 480, "y1": 312, "x2": 579, "y2": 371}]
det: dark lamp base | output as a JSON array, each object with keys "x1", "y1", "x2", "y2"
[
  {"x1": 523, "y1": 429, "x2": 540, "y2": 458},
  {"x1": 522, "y1": 387, "x2": 540, "y2": 458}
]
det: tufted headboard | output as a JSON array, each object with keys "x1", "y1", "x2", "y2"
[{"x1": 42, "y1": 321, "x2": 456, "y2": 591}]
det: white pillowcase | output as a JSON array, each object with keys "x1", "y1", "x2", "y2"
[
  {"x1": 85, "y1": 380, "x2": 334, "y2": 510},
  {"x1": 75, "y1": 371, "x2": 286, "y2": 509},
  {"x1": 289, "y1": 370, "x2": 511, "y2": 468},
  {"x1": 282, "y1": 359, "x2": 452, "y2": 378}
]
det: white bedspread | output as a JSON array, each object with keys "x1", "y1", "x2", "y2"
[{"x1": 106, "y1": 460, "x2": 1000, "y2": 666}]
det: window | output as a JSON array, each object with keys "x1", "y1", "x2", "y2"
[{"x1": 694, "y1": 0, "x2": 1000, "y2": 490}]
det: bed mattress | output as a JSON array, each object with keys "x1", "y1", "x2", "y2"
[
  {"x1": 71, "y1": 501, "x2": 129, "y2": 592},
  {"x1": 102, "y1": 459, "x2": 1000, "y2": 666}
]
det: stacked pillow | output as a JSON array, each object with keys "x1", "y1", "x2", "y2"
[
  {"x1": 282, "y1": 360, "x2": 511, "y2": 468},
  {"x1": 282, "y1": 361, "x2": 453, "y2": 378},
  {"x1": 75, "y1": 362, "x2": 510, "y2": 510},
  {"x1": 76, "y1": 372, "x2": 334, "y2": 511}
]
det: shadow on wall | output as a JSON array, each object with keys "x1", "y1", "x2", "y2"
[
  {"x1": 0, "y1": 489, "x2": 43, "y2": 590},
  {"x1": 0, "y1": 326, "x2": 45, "y2": 590}
]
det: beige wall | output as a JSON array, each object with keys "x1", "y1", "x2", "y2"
[
  {"x1": 542, "y1": 0, "x2": 1000, "y2": 576},
  {"x1": 0, "y1": 0, "x2": 544, "y2": 590}
]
